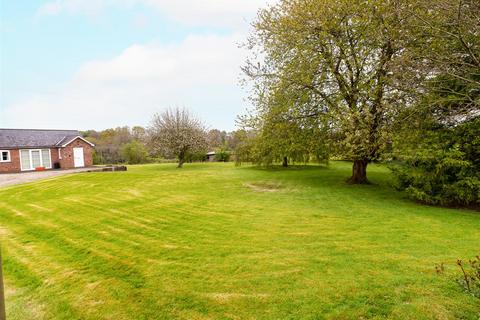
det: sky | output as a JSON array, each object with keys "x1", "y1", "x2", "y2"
[{"x1": 0, "y1": 0, "x2": 273, "y2": 131}]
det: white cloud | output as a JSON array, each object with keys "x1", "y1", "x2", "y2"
[
  {"x1": 37, "y1": 1, "x2": 63, "y2": 15},
  {"x1": 76, "y1": 35, "x2": 242, "y2": 84},
  {"x1": 37, "y1": 0, "x2": 274, "y2": 28},
  {"x1": 3, "y1": 34, "x2": 249, "y2": 130},
  {"x1": 37, "y1": 0, "x2": 133, "y2": 18},
  {"x1": 145, "y1": 0, "x2": 268, "y2": 27}
]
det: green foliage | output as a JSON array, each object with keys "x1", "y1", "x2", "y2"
[
  {"x1": 185, "y1": 151, "x2": 207, "y2": 163},
  {"x1": 242, "y1": 0, "x2": 479, "y2": 184},
  {"x1": 92, "y1": 150, "x2": 103, "y2": 165},
  {"x1": 214, "y1": 149, "x2": 231, "y2": 162},
  {"x1": 236, "y1": 98, "x2": 330, "y2": 166},
  {"x1": 391, "y1": 149, "x2": 479, "y2": 206},
  {"x1": 121, "y1": 140, "x2": 149, "y2": 164},
  {"x1": 233, "y1": 129, "x2": 258, "y2": 165},
  {"x1": 84, "y1": 126, "x2": 241, "y2": 165},
  {"x1": 146, "y1": 157, "x2": 178, "y2": 164},
  {"x1": 411, "y1": 0, "x2": 480, "y2": 119},
  {"x1": 206, "y1": 129, "x2": 239, "y2": 152},
  {"x1": 242, "y1": 0, "x2": 430, "y2": 181},
  {"x1": 257, "y1": 111, "x2": 329, "y2": 166},
  {"x1": 83, "y1": 126, "x2": 146, "y2": 164},
  {"x1": 391, "y1": 118, "x2": 480, "y2": 207}
]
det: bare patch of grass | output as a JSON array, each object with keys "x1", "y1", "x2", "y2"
[
  {"x1": 5, "y1": 283, "x2": 46, "y2": 320},
  {"x1": 205, "y1": 292, "x2": 270, "y2": 303},
  {"x1": 244, "y1": 181, "x2": 285, "y2": 192}
]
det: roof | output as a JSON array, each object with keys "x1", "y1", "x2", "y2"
[
  {"x1": 0, "y1": 129, "x2": 92, "y2": 149},
  {"x1": 206, "y1": 151, "x2": 216, "y2": 156}
]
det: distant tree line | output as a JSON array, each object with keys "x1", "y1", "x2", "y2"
[
  {"x1": 81, "y1": 111, "x2": 243, "y2": 166},
  {"x1": 82, "y1": 126, "x2": 148, "y2": 164}
]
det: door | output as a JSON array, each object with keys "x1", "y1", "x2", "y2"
[
  {"x1": 73, "y1": 148, "x2": 85, "y2": 168},
  {"x1": 31, "y1": 150, "x2": 42, "y2": 168}
]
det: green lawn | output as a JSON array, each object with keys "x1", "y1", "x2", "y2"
[{"x1": 0, "y1": 162, "x2": 479, "y2": 319}]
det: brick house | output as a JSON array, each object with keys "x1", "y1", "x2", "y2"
[{"x1": 0, "y1": 129, "x2": 95, "y2": 173}]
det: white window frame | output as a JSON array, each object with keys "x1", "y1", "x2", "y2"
[
  {"x1": 19, "y1": 149, "x2": 52, "y2": 171},
  {"x1": 0, "y1": 150, "x2": 11, "y2": 163}
]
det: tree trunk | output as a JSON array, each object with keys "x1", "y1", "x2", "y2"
[
  {"x1": 178, "y1": 152, "x2": 185, "y2": 168},
  {"x1": 349, "y1": 159, "x2": 369, "y2": 184},
  {"x1": 282, "y1": 156, "x2": 288, "y2": 168}
]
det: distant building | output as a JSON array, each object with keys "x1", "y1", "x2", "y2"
[
  {"x1": 206, "y1": 151, "x2": 216, "y2": 162},
  {"x1": 0, "y1": 129, "x2": 95, "y2": 173}
]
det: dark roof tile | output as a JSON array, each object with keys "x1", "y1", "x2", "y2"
[{"x1": 0, "y1": 129, "x2": 81, "y2": 148}]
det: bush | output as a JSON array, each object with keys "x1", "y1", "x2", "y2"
[
  {"x1": 391, "y1": 148, "x2": 480, "y2": 207},
  {"x1": 391, "y1": 117, "x2": 480, "y2": 207},
  {"x1": 215, "y1": 149, "x2": 231, "y2": 162},
  {"x1": 146, "y1": 157, "x2": 177, "y2": 164},
  {"x1": 186, "y1": 152, "x2": 207, "y2": 163},
  {"x1": 92, "y1": 150, "x2": 103, "y2": 165},
  {"x1": 121, "y1": 141, "x2": 149, "y2": 164}
]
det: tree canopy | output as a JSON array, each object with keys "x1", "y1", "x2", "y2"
[
  {"x1": 242, "y1": 0, "x2": 479, "y2": 184},
  {"x1": 243, "y1": 0, "x2": 422, "y2": 183},
  {"x1": 149, "y1": 108, "x2": 208, "y2": 168}
]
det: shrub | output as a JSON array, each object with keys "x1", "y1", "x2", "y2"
[
  {"x1": 121, "y1": 140, "x2": 149, "y2": 164},
  {"x1": 391, "y1": 148, "x2": 480, "y2": 207},
  {"x1": 186, "y1": 152, "x2": 207, "y2": 163},
  {"x1": 456, "y1": 257, "x2": 480, "y2": 299},
  {"x1": 391, "y1": 117, "x2": 480, "y2": 207},
  {"x1": 92, "y1": 150, "x2": 103, "y2": 165},
  {"x1": 435, "y1": 256, "x2": 480, "y2": 300},
  {"x1": 215, "y1": 149, "x2": 231, "y2": 162}
]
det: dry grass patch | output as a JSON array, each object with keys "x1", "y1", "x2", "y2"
[
  {"x1": 4, "y1": 283, "x2": 46, "y2": 320},
  {"x1": 205, "y1": 292, "x2": 270, "y2": 303},
  {"x1": 244, "y1": 181, "x2": 285, "y2": 192}
]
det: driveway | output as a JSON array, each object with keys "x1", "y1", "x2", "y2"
[{"x1": 0, "y1": 168, "x2": 95, "y2": 189}]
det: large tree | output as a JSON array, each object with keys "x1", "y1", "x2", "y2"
[
  {"x1": 244, "y1": 0, "x2": 419, "y2": 183},
  {"x1": 149, "y1": 108, "x2": 207, "y2": 168},
  {"x1": 389, "y1": 0, "x2": 480, "y2": 207},
  {"x1": 411, "y1": 0, "x2": 480, "y2": 123}
]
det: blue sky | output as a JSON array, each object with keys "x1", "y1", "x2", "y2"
[{"x1": 0, "y1": 0, "x2": 271, "y2": 131}]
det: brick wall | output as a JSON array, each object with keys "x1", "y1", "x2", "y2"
[
  {"x1": 51, "y1": 148, "x2": 60, "y2": 167},
  {"x1": 0, "y1": 150, "x2": 21, "y2": 173},
  {"x1": 58, "y1": 138, "x2": 94, "y2": 169}
]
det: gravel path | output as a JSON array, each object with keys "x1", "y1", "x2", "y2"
[{"x1": 0, "y1": 168, "x2": 95, "y2": 189}]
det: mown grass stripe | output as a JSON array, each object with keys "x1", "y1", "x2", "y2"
[{"x1": 0, "y1": 162, "x2": 478, "y2": 319}]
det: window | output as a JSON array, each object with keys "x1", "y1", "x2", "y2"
[
  {"x1": 41, "y1": 150, "x2": 51, "y2": 167},
  {"x1": 19, "y1": 149, "x2": 52, "y2": 171},
  {"x1": 20, "y1": 150, "x2": 30, "y2": 169},
  {"x1": 0, "y1": 150, "x2": 11, "y2": 162},
  {"x1": 31, "y1": 150, "x2": 41, "y2": 168}
]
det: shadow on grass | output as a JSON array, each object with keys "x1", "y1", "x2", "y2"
[
  {"x1": 236, "y1": 161, "x2": 479, "y2": 216},
  {"x1": 237, "y1": 163, "x2": 330, "y2": 172}
]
